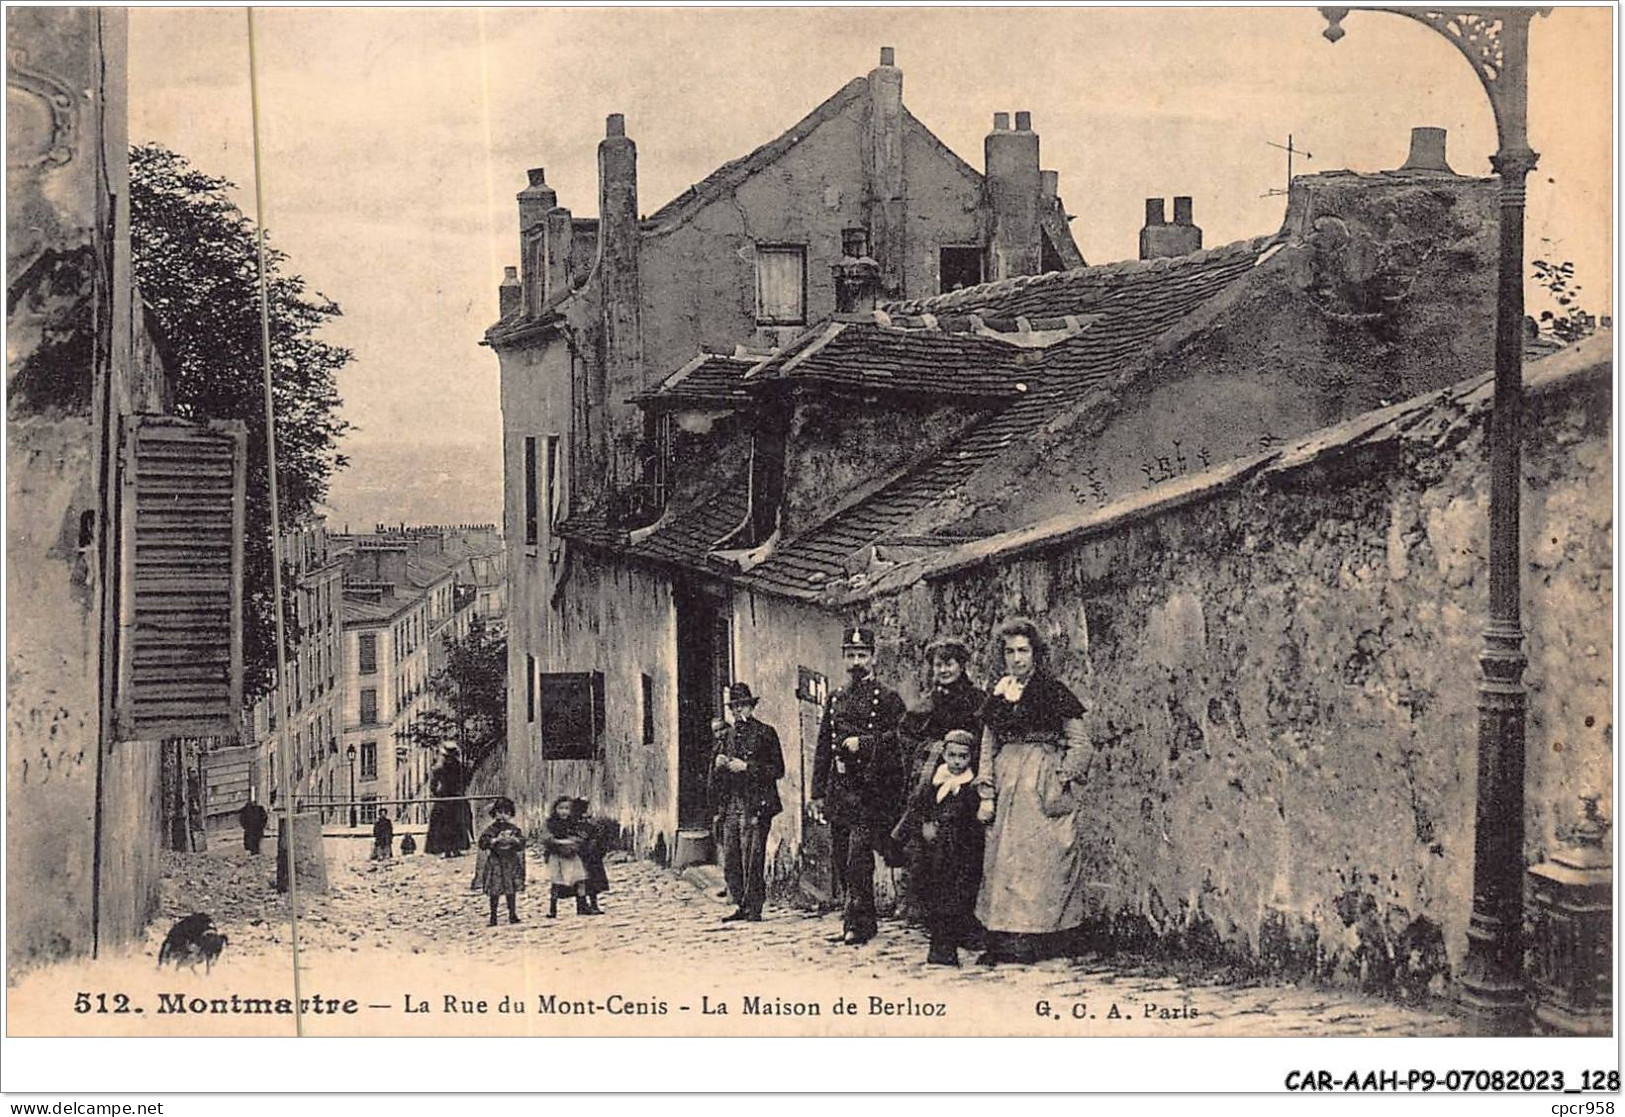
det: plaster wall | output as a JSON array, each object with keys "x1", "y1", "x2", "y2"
[{"x1": 861, "y1": 359, "x2": 1611, "y2": 994}]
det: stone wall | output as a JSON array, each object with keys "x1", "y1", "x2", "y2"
[{"x1": 857, "y1": 338, "x2": 1611, "y2": 995}]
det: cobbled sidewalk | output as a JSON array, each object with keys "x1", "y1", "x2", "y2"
[{"x1": 137, "y1": 839, "x2": 1464, "y2": 1037}]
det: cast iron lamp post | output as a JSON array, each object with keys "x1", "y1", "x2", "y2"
[
  {"x1": 1319, "y1": 6, "x2": 1547, "y2": 1035},
  {"x1": 345, "y1": 743, "x2": 358, "y2": 828}
]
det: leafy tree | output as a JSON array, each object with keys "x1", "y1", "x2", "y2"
[
  {"x1": 129, "y1": 143, "x2": 350, "y2": 699},
  {"x1": 404, "y1": 616, "x2": 508, "y2": 774}
]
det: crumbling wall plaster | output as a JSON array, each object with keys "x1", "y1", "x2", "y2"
[{"x1": 861, "y1": 362, "x2": 1610, "y2": 997}]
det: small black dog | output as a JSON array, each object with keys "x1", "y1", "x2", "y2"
[{"x1": 158, "y1": 913, "x2": 228, "y2": 974}]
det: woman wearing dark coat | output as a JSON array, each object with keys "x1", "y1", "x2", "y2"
[
  {"x1": 425, "y1": 744, "x2": 473, "y2": 857},
  {"x1": 898, "y1": 638, "x2": 987, "y2": 791}
]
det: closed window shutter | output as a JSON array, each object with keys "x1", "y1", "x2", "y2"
[
  {"x1": 756, "y1": 247, "x2": 805, "y2": 325},
  {"x1": 118, "y1": 415, "x2": 247, "y2": 740}
]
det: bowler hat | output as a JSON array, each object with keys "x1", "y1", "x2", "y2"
[
  {"x1": 726, "y1": 682, "x2": 759, "y2": 707},
  {"x1": 841, "y1": 627, "x2": 876, "y2": 652}
]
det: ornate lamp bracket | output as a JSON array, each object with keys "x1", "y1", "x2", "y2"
[{"x1": 1319, "y1": 7, "x2": 1548, "y2": 159}]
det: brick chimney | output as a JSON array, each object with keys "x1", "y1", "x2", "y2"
[
  {"x1": 1139, "y1": 195, "x2": 1202, "y2": 260},
  {"x1": 985, "y1": 110, "x2": 1043, "y2": 280},
  {"x1": 833, "y1": 253, "x2": 882, "y2": 314},
  {"x1": 517, "y1": 168, "x2": 556, "y2": 312},
  {"x1": 596, "y1": 112, "x2": 644, "y2": 499},
  {"x1": 498, "y1": 266, "x2": 521, "y2": 318},
  {"x1": 865, "y1": 47, "x2": 906, "y2": 297}
]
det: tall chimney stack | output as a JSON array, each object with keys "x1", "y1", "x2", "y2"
[
  {"x1": 865, "y1": 47, "x2": 906, "y2": 297},
  {"x1": 597, "y1": 112, "x2": 644, "y2": 502},
  {"x1": 1399, "y1": 126, "x2": 1455, "y2": 174},
  {"x1": 498, "y1": 266, "x2": 521, "y2": 318},
  {"x1": 985, "y1": 110, "x2": 1043, "y2": 280},
  {"x1": 1139, "y1": 195, "x2": 1202, "y2": 259},
  {"x1": 517, "y1": 168, "x2": 558, "y2": 313}
]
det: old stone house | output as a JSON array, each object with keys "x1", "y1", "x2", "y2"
[
  {"x1": 490, "y1": 33, "x2": 1604, "y2": 986},
  {"x1": 491, "y1": 49, "x2": 1086, "y2": 848},
  {"x1": 7, "y1": 8, "x2": 247, "y2": 969}
]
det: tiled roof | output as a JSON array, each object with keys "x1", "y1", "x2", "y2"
[
  {"x1": 631, "y1": 352, "x2": 758, "y2": 409},
  {"x1": 739, "y1": 237, "x2": 1281, "y2": 597},
  {"x1": 744, "y1": 320, "x2": 1058, "y2": 399},
  {"x1": 644, "y1": 79, "x2": 869, "y2": 233},
  {"x1": 887, "y1": 235, "x2": 1279, "y2": 321},
  {"x1": 559, "y1": 464, "x2": 751, "y2": 572}
]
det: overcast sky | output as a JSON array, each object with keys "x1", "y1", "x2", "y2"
[{"x1": 128, "y1": 5, "x2": 1613, "y2": 510}]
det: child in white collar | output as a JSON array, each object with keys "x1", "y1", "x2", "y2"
[{"x1": 890, "y1": 729, "x2": 987, "y2": 966}]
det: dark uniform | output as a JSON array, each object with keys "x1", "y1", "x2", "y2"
[
  {"x1": 709, "y1": 688, "x2": 785, "y2": 921},
  {"x1": 811, "y1": 630, "x2": 908, "y2": 943}
]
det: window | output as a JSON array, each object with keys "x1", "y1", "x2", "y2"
[
  {"x1": 360, "y1": 688, "x2": 378, "y2": 726},
  {"x1": 641, "y1": 673, "x2": 655, "y2": 746},
  {"x1": 360, "y1": 741, "x2": 378, "y2": 780},
  {"x1": 755, "y1": 245, "x2": 806, "y2": 325},
  {"x1": 524, "y1": 436, "x2": 539, "y2": 546},
  {"x1": 841, "y1": 227, "x2": 870, "y2": 259},
  {"x1": 940, "y1": 246, "x2": 983, "y2": 293},
  {"x1": 358, "y1": 633, "x2": 377, "y2": 675},
  {"x1": 539, "y1": 671, "x2": 606, "y2": 760},
  {"x1": 527, "y1": 654, "x2": 537, "y2": 724},
  {"x1": 545, "y1": 434, "x2": 562, "y2": 528}
]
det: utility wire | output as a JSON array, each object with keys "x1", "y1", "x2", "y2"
[{"x1": 246, "y1": 7, "x2": 304, "y2": 1038}]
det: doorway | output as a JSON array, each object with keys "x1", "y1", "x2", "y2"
[{"x1": 674, "y1": 580, "x2": 731, "y2": 830}]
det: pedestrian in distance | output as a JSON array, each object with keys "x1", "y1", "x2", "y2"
[
  {"x1": 473, "y1": 796, "x2": 527, "y2": 926},
  {"x1": 571, "y1": 797, "x2": 609, "y2": 914},
  {"x1": 237, "y1": 791, "x2": 268, "y2": 855},
  {"x1": 425, "y1": 742, "x2": 473, "y2": 858},
  {"x1": 370, "y1": 807, "x2": 394, "y2": 861},
  {"x1": 810, "y1": 627, "x2": 908, "y2": 946},
  {"x1": 890, "y1": 729, "x2": 985, "y2": 966},
  {"x1": 710, "y1": 682, "x2": 785, "y2": 923},
  {"x1": 540, "y1": 794, "x2": 593, "y2": 918}
]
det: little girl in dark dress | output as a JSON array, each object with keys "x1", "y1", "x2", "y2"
[
  {"x1": 540, "y1": 795, "x2": 593, "y2": 918},
  {"x1": 472, "y1": 797, "x2": 526, "y2": 925},
  {"x1": 890, "y1": 729, "x2": 985, "y2": 966}
]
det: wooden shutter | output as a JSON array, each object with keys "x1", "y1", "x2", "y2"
[
  {"x1": 539, "y1": 671, "x2": 605, "y2": 760},
  {"x1": 755, "y1": 246, "x2": 805, "y2": 325},
  {"x1": 118, "y1": 415, "x2": 247, "y2": 740}
]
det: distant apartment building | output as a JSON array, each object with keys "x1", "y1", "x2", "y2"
[
  {"x1": 339, "y1": 534, "x2": 480, "y2": 821},
  {"x1": 231, "y1": 518, "x2": 348, "y2": 823}
]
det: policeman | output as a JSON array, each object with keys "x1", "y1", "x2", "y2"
[{"x1": 810, "y1": 627, "x2": 908, "y2": 946}]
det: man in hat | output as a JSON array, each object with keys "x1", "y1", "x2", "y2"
[
  {"x1": 710, "y1": 683, "x2": 785, "y2": 923},
  {"x1": 810, "y1": 627, "x2": 908, "y2": 945}
]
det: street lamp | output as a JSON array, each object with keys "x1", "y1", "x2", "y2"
[
  {"x1": 1319, "y1": 6, "x2": 1547, "y2": 1035},
  {"x1": 345, "y1": 742, "x2": 358, "y2": 828}
]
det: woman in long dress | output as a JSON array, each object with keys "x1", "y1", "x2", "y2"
[
  {"x1": 974, "y1": 617, "x2": 1092, "y2": 964},
  {"x1": 425, "y1": 743, "x2": 473, "y2": 857}
]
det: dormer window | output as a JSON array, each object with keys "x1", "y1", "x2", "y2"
[{"x1": 755, "y1": 245, "x2": 807, "y2": 326}]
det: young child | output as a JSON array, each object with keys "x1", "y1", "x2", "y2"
[
  {"x1": 571, "y1": 797, "x2": 609, "y2": 914},
  {"x1": 399, "y1": 832, "x2": 417, "y2": 856},
  {"x1": 370, "y1": 808, "x2": 395, "y2": 861},
  {"x1": 473, "y1": 797, "x2": 527, "y2": 926},
  {"x1": 889, "y1": 729, "x2": 985, "y2": 966},
  {"x1": 540, "y1": 795, "x2": 591, "y2": 918}
]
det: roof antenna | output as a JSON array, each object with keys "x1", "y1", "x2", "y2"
[{"x1": 1262, "y1": 133, "x2": 1313, "y2": 198}]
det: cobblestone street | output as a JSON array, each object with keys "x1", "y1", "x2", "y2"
[{"x1": 9, "y1": 837, "x2": 1455, "y2": 1038}]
